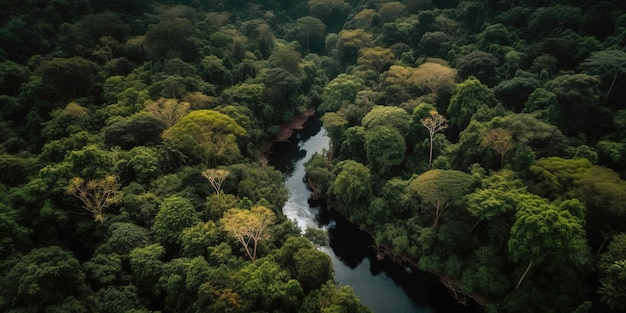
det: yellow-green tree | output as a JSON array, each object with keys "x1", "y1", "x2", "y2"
[
  {"x1": 413, "y1": 60, "x2": 458, "y2": 95},
  {"x1": 357, "y1": 46, "x2": 395, "y2": 74},
  {"x1": 67, "y1": 175, "x2": 119, "y2": 223},
  {"x1": 221, "y1": 206, "x2": 275, "y2": 261},
  {"x1": 163, "y1": 110, "x2": 246, "y2": 166}
]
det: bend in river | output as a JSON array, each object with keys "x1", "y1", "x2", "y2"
[{"x1": 269, "y1": 115, "x2": 476, "y2": 313}]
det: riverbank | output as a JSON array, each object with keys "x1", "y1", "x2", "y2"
[{"x1": 259, "y1": 108, "x2": 317, "y2": 164}]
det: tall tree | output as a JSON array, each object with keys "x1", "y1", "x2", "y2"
[
  {"x1": 202, "y1": 168, "x2": 229, "y2": 203},
  {"x1": 67, "y1": 175, "x2": 119, "y2": 223},
  {"x1": 296, "y1": 16, "x2": 326, "y2": 53},
  {"x1": 408, "y1": 169, "x2": 474, "y2": 227},
  {"x1": 483, "y1": 127, "x2": 514, "y2": 168},
  {"x1": 221, "y1": 206, "x2": 275, "y2": 261},
  {"x1": 421, "y1": 110, "x2": 449, "y2": 167}
]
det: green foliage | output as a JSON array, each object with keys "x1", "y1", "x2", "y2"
[
  {"x1": 104, "y1": 113, "x2": 166, "y2": 150},
  {"x1": 466, "y1": 170, "x2": 527, "y2": 220},
  {"x1": 35, "y1": 57, "x2": 101, "y2": 101},
  {"x1": 152, "y1": 196, "x2": 200, "y2": 247},
  {"x1": 129, "y1": 243, "x2": 165, "y2": 292},
  {"x1": 294, "y1": 248, "x2": 333, "y2": 291},
  {"x1": 408, "y1": 169, "x2": 475, "y2": 226},
  {"x1": 163, "y1": 109, "x2": 246, "y2": 166},
  {"x1": 329, "y1": 160, "x2": 372, "y2": 212},
  {"x1": 0, "y1": 246, "x2": 88, "y2": 312},
  {"x1": 364, "y1": 126, "x2": 406, "y2": 177},
  {"x1": 227, "y1": 163, "x2": 289, "y2": 209},
  {"x1": 598, "y1": 234, "x2": 626, "y2": 311},
  {"x1": 2, "y1": 1, "x2": 626, "y2": 312},
  {"x1": 447, "y1": 76, "x2": 499, "y2": 129},
  {"x1": 304, "y1": 152, "x2": 334, "y2": 198},
  {"x1": 361, "y1": 106, "x2": 410, "y2": 133},
  {"x1": 508, "y1": 194, "x2": 590, "y2": 269},
  {"x1": 320, "y1": 74, "x2": 365, "y2": 113}
]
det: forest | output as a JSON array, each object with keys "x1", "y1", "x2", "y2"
[{"x1": 0, "y1": 0, "x2": 625, "y2": 312}]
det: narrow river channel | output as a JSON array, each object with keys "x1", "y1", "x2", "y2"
[{"x1": 270, "y1": 115, "x2": 476, "y2": 313}]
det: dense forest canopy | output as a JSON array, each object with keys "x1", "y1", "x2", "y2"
[{"x1": 1, "y1": 0, "x2": 626, "y2": 312}]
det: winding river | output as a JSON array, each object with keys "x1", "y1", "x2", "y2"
[{"x1": 270, "y1": 115, "x2": 474, "y2": 313}]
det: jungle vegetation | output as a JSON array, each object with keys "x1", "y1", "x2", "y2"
[{"x1": 1, "y1": 0, "x2": 625, "y2": 313}]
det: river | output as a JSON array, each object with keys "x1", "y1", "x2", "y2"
[{"x1": 270, "y1": 115, "x2": 476, "y2": 313}]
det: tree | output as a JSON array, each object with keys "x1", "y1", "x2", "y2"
[
  {"x1": 144, "y1": 17, "x2": 195, "y2": 60},
  {"x1": 483, "y1": 127, "x2": 514, "y2": 168},
  {"x1": 527, "y1": 5, "x2": 583, "y2": 39},
  {"x1": 580, "y1": 50, "x2": 626, "y2": 98},
  {"x1": 268, "y1": 46, "x2": 302, "y2": 75},
  {"x1": 163, "y1": 109, "x2": 246, "y2": 166},
  {"x1": 67, "y1": 175, "x2": 119, "y2": 223},
  {"x1": 92, "y1": 36, "x2": 123, "y2": 63},
  {"x1": 307, "y1": 0, "x2": 350, "y2": 30},
  {"x1": 365, "y1": 126, "x2": 406, "y2": 177},
  {"x1": 35, "y1": 56, "x2": 100, "y2": 100},
  {"x1": 221, "y1": 206, "x2": 276, "y2": 261},
  {"x1": 455, "y1": 50, "x2": 500, "y2": 86},
  {"x1": 329, "y1": 160, "x2": 372, "y2": 212},
  {"x1": 421, "y1": 110, "x2": 449, "y2": 167},
  {"x1": 494, "y1": 77, "x2": 540, "y2": 112},
  {"x1": 337, "y1": 28, "x2": 373, "y2": 63},
  {"x1": 0, "y1": 246, "x2": 89, "y2": 312},
  {"x1": 144, "y1": 98, "x2": 190, "y2": 128},
  {"x1": 377, "y1": 1, "x2": 406, "y2": 23},
  {"x1": 296, "y1": 16, "x2": 326, "y2": 53},
  {"x1": 357, "y1": 46, "x2": 395, "y2": 74},
  {"x1": 465, "y1": 169, "x2": 527, "y2": 221},
  {"x1": 545, "y1": 73, "x2": 602, "y2": 134},
  {"x1": 294, "y1": 248, "x2": 333, "y2": 291},
  {"x1": 262, "y1": 67, "x2": 302, "y2": 122},
  {"x1": 383, "y1": 65, "x2": 419, "y2": 102},
  {"x1": 508, "y1": 195, "x2": 590, "y2": 290},
  {"x1": 361, "y1": 105, "x2": 410, "y2": 133},
  {"x1": 104, "y1": 113, "x2": 166, "y2": 149},
  {"x1": 202, "y1": 168, "x2": 229, "y2": 203},
  {"x1": 413, "y1": 60, "x2": 458, "y2": 95},
  {"x1": 129, "y1": 243, "x2": 165, "y2": 292},
  {"x1": 598, "y1": 233, "x2": 626, "y2": 311},
  {"x1": 152, "y1": 196, "x2": 201, "y2": 247},
  {"x1": 447, "y1": 76, "x2": 498, "y2": 129},
  {"x1": 409, "y1": 169, "x2": 474, "y2": 227},
  {"x1": 228, "y1": 163, "x2": 289, "y2": 209},
  {"x1": 320, "y1": 73, "x2": 365, "y2": 113}
]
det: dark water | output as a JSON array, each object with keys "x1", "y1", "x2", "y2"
[{"x1": 269, "y1": 115, "x2": 479, "y2": 313}]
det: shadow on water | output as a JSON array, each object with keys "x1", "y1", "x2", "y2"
[{"x1": 270, "y1": 113, "x2": 481, "y2": 313}]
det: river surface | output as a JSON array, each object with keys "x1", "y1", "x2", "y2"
[{"x1": 270, "y1": 115, "x2": 475, "y2": 313}]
